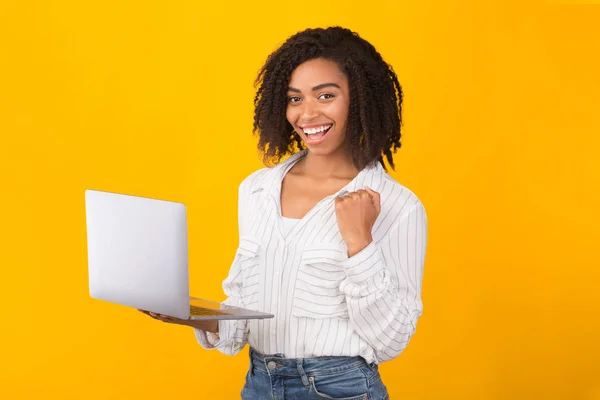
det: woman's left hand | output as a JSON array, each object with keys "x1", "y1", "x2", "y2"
[
  {"x1": 334, "y1": 187, "x2": 381, "y2": 257},
  {"x1": 138, "y1": 309, "x2": 219, "y2": 333}
]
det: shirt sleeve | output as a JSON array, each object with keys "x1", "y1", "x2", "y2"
[
  {"x1": 193, "y1": 177, "x2": 252, "y2": 355},
  {"x1": 193, "y1": 255, "x2": 250, "y2": 354},
  {"x1": 339, "y1": 201, "x2": 428, "y2": 363}
]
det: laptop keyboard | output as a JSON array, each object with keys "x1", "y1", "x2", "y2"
[{"x1": 190, "y1": 305, "x2": 233, "y2": 316}]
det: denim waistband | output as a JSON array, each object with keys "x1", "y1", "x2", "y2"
[{"x1": 248, "y1": 347, "x2": 373, "y2": 378}]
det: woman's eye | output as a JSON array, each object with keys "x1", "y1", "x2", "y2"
[{"x1": 288, "y1": 94, "x2": 333, "y2": 103}]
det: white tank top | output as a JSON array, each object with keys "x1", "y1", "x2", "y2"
[{"x1": 282, "y1": 217, "x2": 300, "y2": 236}]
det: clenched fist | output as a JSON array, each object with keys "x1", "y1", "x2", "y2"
[{"x1": 334, "y1": 187, "x2": 381, "y2": 257}]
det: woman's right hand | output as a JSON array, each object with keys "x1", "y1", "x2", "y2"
[{"x1": 138, "y1": 309, "x2": 219, "y2": 333}]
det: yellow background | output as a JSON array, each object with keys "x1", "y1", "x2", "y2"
[{"x1": 1, "y1": 1, "x2": 598, "y2": 399}]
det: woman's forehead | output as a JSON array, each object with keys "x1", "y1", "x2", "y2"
[{"x1": 288, "y1": 58, "x2": 347, "y2": 88}]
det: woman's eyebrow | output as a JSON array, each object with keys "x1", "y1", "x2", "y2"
[{"x1": 287, "y1": 83, "x2": 341, "y2": 93}]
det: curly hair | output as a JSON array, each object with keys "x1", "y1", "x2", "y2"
[{"x1": 252, "y1": 26, "x2": 403, "y2": 171}]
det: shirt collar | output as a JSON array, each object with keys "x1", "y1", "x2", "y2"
[{"x1": 252, "y1": 149, "x2": 387, "y2": 198}]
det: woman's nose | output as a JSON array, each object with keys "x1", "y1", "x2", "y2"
[{"x1": 301, "y1": 99, "x2": 320, "y2": 119}]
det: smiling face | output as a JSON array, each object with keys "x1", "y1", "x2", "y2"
[{"x1": 286, "y1": 58, "x2": 350, "y2": 158}]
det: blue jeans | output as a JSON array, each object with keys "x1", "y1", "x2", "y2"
[{"x1": 241, "y1": 348, "x2": 390, "y2": 400}]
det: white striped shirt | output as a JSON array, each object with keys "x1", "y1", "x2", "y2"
[{"x1": 195, "y1": 150, "x2": 428, "y2": 364}]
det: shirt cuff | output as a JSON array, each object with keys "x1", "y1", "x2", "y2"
[
  {"x1": 206, "y1": 331, "x2": 221, "y2": 345},
  {"x1": 340, "y1": 241, "x2": 385, "y2": 283},
  {"x1": 194, "y1": 321, "x2": 223, "y2": 349},
  {"x1": 194, "y1": 328, "x2": 216, "y2": 349}
]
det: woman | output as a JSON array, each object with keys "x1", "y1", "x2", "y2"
[{"x1": 142, "y1": 26, "x2": 428, "y2": 399}]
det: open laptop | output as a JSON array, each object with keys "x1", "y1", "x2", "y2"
[{"x1": 84, "y1": 189, "x2": 274, "y2": 321}]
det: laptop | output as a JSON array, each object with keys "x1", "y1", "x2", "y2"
[{"x1": 84, "y1": 189, "x2": 274, "y2": 321}]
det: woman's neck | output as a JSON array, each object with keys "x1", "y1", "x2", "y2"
[{"x1": 295, "y1": 150, "x2": 359, "y2": 180}]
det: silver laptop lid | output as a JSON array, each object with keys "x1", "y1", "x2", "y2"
[{"x1": 85, "y1": 189, "x2": 190, "y2": 319}]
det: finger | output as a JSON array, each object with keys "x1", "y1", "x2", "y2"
[
  {"x1": 158, "y1": 313, "x2": 184, "y2": 323},
  {"x1": 355, "y1": 190, "x2": 374, "y2": 207},
  {"x1": 364, "y1": 186, "x2": 378, "y2": 198},
  {"x1": 356, "y1": 189, "x2": 371, "y2": 198},
  {"x1": 364, "y1": 187, "x2": 381, "y2": 213},
  {"x1": 156, "y1": 313, "x2": 172, "y2": 321},
  {"x1": 335, "y1": 193, "x2": 351, "y2": 204},
  {"x1": 149, "y1": 312, "x2": 164, "y2": 321},
  {"x1": 160, "y1": 315, "x2": 188, "y2": 325}
]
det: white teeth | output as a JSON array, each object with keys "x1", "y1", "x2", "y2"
[{"x1": 303, "y1": 124, "x2": 332, "y2": 135}]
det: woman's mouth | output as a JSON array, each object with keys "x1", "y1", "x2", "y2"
[{"x1": 302, "y1": 124, "x2": 332, "y2": 145}]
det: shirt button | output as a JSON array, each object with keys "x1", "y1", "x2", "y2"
[{"x1": 267, "y1": 361, "x2": 276, "y2": 370}]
